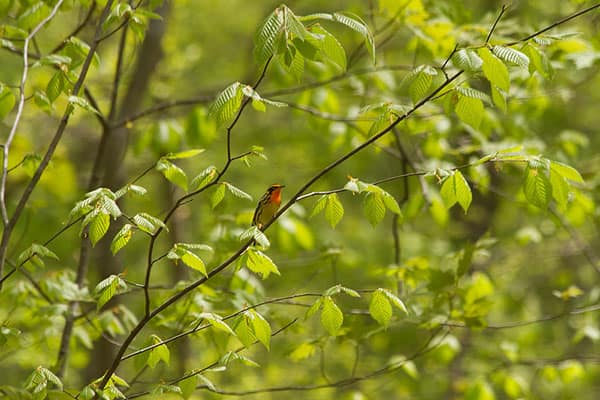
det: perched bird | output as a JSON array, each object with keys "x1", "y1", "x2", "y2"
[{"x1": 252, "y1": 184, "x2": 285, "y2": 230}]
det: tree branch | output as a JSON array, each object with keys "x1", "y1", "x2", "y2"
[
  {"x1": 0, "y1": 0, "x2": 116, "y2": 289},
  {"x1": 1, "y1": 0, "x2": 67, "y2": 227}
]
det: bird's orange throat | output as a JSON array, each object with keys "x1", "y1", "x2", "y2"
[{"x1": 271, "y1": 188, "x2": 282, "y2": 204}]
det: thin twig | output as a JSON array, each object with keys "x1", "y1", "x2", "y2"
[
  {"x1": 486, "y1": 4, "x2": 509, "y2": 44},
  {"x1": 121, "y1": 292, "x2": 321, "y2": 361},
  {"x1": 506, "y1": 3, "x2": 600, "y2": 45},
  {"x1": 93, "y1": 3, "x2": 600, "y2": 392},
  {"x1": 125, "y1": 319, "x2": 299, "y2": 399},
  {"x1": 1, "y1": 0, "x2": 67, "y2": 225},
  {"x1": 50, "y1": 1, "x2": 98, "y2": 54},
  {"x1": 194, "y1": 328, "x2": 447, "y2": 396},
  {"x1": 0, "y1": 0, "x2": 117, "y2": 289}
]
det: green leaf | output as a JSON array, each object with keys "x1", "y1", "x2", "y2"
[
  {"x1": 99, "y1": 196, "x2": 121, "y2": 218},
  {"x1": 210, "y1": 183, "x2": 226, "y2": 208},
  {"x1": 320, "y1": 296, "x2": 343, "y2": 335},
  {"x1": 25, "y1": 366, "x2": 63, "y2": 399},
  {"x1": 133, "y1": 213, "x2": 167, "y2": 234},
  {"x1": 89, "y1": 212, "x2": 110, "y2": 246},
  {"x1": 241, "y1": 85, "x2": 287, "y2": 108},
  {"x1": 408, "y1": 66, "x2": 437, "y2": 103},
  {"x1": 493, "y1": 45, "x2": 529, "y2": 68},
  {"x1": 340, "y1": 286, "x2": 361, "y2": 298},
  {"x1": 63, "y1": 37, "x2": 100, "y2": 67},
  {"x1": 34, "y1": 90, "x2": 53, "y2": 114},
  {"x1": 452, "y1": 49, "x2": 483, "y2": 72},
  {"x1": 382, "y1": 191, "x2": 402, "y2": 215},
  {"x1": 491, "y1": 85, "x2": 507, "y2": 113},
  {"x1": 68, "y1": 95, "x2": 100, "y2": 115},
  {"x1": 224, "y1": 182, "x2": 253, "y2": 201},
  {"x1": 309, "y1": 195, "x2": 327, "y2": 218},
  {"x1": 196, "y1": 312, "x2": 235, "y2": 336},
  {"x1": 323, "y1": 284, "x2": 360, "y2": 297},
  {"x1": 208, "y1": 82, "x2": 244, "y2": 126},
  {"x1": 180, "y1": 249, "x2": 207, "y2": 276},
  {"x1": 151, "y1": 384, "x2": 182, "y2": 397},
  {"x1": 40, "y1": 367, "x2": 62, "y2": 390},
  {"x1": 94, "y1": 275, "x2": 126, "y2": 310},
  {"x1": 252, "y1": 97, "x2": 266, "y2": 112},
  {"x1": 38, "y1": 54, "x2": 72, "y2": 68},
  {"x1": 479, "y1": 47, "x2": 510, "y2": 91},
  {"x1": 311, "y1": 25, "x2": 346, "y2": 71},
  {"x1": 332, "y1": 12, "x2": 375, "y2": 64},
  {"x1": 17, "y1": 243, "x2": 59, "y2": 267},
  {"x1": 363, "y1": 192, "x2": 386, "y2": 226},
  {"x1": 115, "y1": 184, "x2": 147, "y2": 199},
  {"x1": 248, "y1": 310, "x2": 272, "y2": 350},
  {"x1": 440, "y1": 171, "x2": 472, "y2": 213},
  {"x1": 254, "y1": 6, "x2": 285, "y2": 66},
  {"x1": 549, "y1": 160, "x2": 584, "y2": 183},
  {"x1": 17, "y1": 2, "x2": 50, "y2": 30},
  {"x1": 0, "y1": 83, "x2": 16, "y2": 120},
  {"x1": 164, "y1": 148, "x2": 205, "y2": 159},
  {"x1": 289, "y1": 342, "x2": 317, "y2": 361},
  {"x1": 220, "y1": 351, "x2": 260, "y2": 368},
  {"x1": 323, "y1": 193, "x2": 344, "y2": 228},
  {"x1": 46, "y1": 72, "x2": 65, "y2": 103},
  {"x1": 305, "y1": 297, "x2": 323, "y2": 319},
  {"x1": 168, "y1": 244, "x2": 209, "y2": 276},
  {"x1": 456, "y1": 86, "x2": 491, "y2": 104},
  {"x1": 178, "y1": 375, "x2": 198, "y2": 400},
  {"x1": 240, "y1": 226, "x2": 270, "y2": 248},
  {"x1": 147, "y1": 335, "x2": 170, "y2": 369},
  {"x1": 79, "y1": 385, "x2": 96, "y2": 400},
  {"x1": 369, "y1": 289, "x2": 393, "y2": 327},
  {"x1": 550, "y1": 168, "x2": 569, "y2": 208},
  {"x1": 523, "y1": 166, "x2": 551, "y2": 209},
  {"x1": 523, "y1": 43, "x2": 553, "y2": 79},
  {"x1": 455, "y1": 95, "x2": 484, "y2": 130},
  {"x1": 190, "y1": 165, "x2": 218, "y2": 191},
  {"x1": 156, "y1": 159, "x2": 188, "y2": 191},
  {"x1": 380, "y1": 288, "x2": 408, "y2": 314},
  {"x1": 243, "y1": 248, "x2": 280, "y2": 279}
]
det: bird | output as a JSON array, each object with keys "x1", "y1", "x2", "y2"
[{"x1": 252, "y1": 184, "x2": 285, "y2": 230}]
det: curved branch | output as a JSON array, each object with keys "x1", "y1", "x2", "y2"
[
  {"x1": 0, "y1": 0, "x2": 116, "y2": 288},
  {"x1": 92, "y1": 2, "x2": 600, "y2": 392},
  {"x1": 1, "y1": 0, "x2": 67, "y2": 225}
]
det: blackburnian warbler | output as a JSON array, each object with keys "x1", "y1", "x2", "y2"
[{"x1": 252, "y1": 184, "x2": 285, "y2": 230}]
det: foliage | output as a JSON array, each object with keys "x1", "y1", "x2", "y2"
[{"x1": 1, "y1": 1, "x2": 600, "y2": 399}]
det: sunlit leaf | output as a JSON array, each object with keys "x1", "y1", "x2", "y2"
[
  {"x1": 493, "y1": 45, "x2": 529, "y2": 68},
  {"x1": 68, "y1": 95, "x2": 100, "y2": 115},
  {"x1": 147, "y1": 335, "x2": 170, "y2": 369},
  {"x1": 210, "y1": 183, "x2": 226, "y2": 208},
  {"x1": 370, "y1": 289, "x2": 393, "y2": 327},
  {"x1": 208, "y1": 82, "x2": 244, "y2": 126},
  {"x1": 549, "y1": 160, "x2": 584, "y2": 183},
  {"x1": 320, "y1": 296, "x2": 343, "y2": 335},
  {"x1": 455, "y1": 95, "x2": 484, "y2": 130},
  {"x1": 94, "y1": 274, "x2": 127, "y2": 310},
  {"x1": 479, "y1": 47, "x2": 510, "y2": 91},
  {"x1": 164, "y1": 149, "x2": 205, "y2": 160},
  {"x1": 523, "y1": 166, "x2": 551, "y2": 209},
  {"x1": 440, "y1": 171, "x2": 472, "y2": 213},
  {"x1": 363, "y1": 192, "x2": 386, "y2": 226},
  {"x1": 156, "y1": 158, "x2": 188, "y2": 191},
  {"x1": 452, "y1": 49, "x2": 483, "y2": 72},
  {"x1": 89, "y1": 212, "x2": 110, "y2": 246}
]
